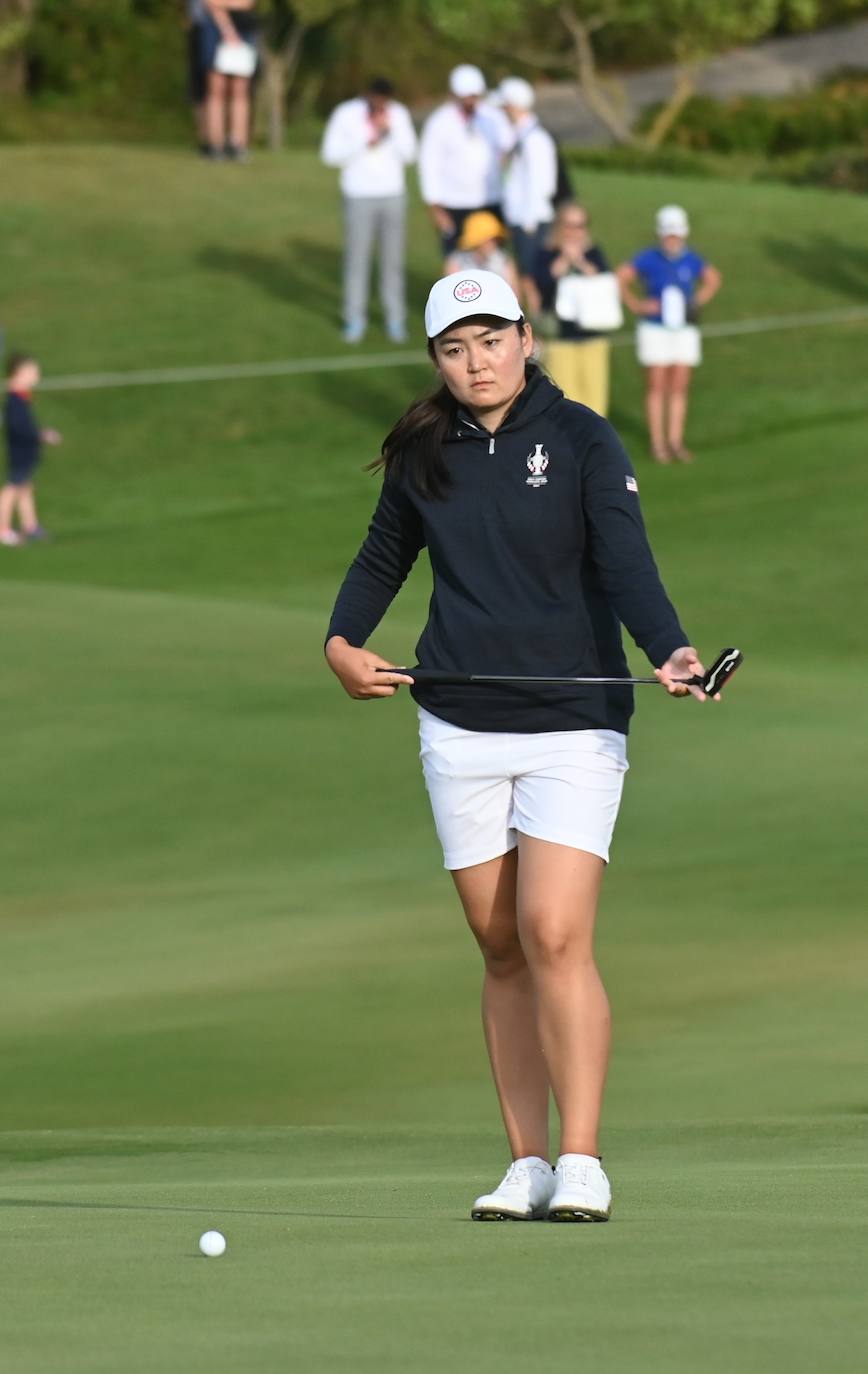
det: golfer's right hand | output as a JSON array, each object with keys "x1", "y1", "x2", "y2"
[{"x1": 325, "y1": 637, "x2": 414, "y2": 700}]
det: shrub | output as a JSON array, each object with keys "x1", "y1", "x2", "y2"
[{"x1": 639, "y1": 73, "x2": 868, "y2": 159}]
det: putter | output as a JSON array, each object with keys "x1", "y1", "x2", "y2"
[{"x1": 377, "y1": 647, "x2": 744, "y2": 696}]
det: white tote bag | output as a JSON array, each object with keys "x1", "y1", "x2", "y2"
[
  {"x1": 215, "y1": 41, "x2": 257, "y2": 78},
  {"x1": 555, "y1": 271, "x2": 624, "y2": 332}
]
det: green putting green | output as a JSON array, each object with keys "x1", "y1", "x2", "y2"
[{"x1": 0, "y1": 147, "x2": 865, "y2": 1373}]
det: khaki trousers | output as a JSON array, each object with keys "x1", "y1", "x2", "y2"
[{"x1": 544, "y1": 338, "x2": 610, "y2": 417}]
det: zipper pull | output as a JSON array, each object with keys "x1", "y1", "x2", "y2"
[{"x1": 489, "y1": 436, "x2": 495, "y2": 455}]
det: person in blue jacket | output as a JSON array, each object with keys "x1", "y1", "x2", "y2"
[
  {"x1": 325, "y1": 270, "x2": 722, "y2": 1223},
  {"x1": 1, "y1": 354, "x2": 62, "y2": 546},
  {"x1": 617, "y1": 205, "x2": 722, "y2": 464}
]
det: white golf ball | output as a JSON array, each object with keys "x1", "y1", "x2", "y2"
[{"x1": 199, "y1": 1230, "x2": 227, "y2": 1258}]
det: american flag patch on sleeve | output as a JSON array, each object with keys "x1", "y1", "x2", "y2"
[{"x1": 625, "y1": 476, "x2": 638, "y2": 492}]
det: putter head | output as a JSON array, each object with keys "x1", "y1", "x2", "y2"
[{"x1": 702, "y1": 647, "x2": 743, "y2": 696}]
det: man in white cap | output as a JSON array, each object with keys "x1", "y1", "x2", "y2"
[
  {"x1": 498, "y1": 76, "x2": 559, "y2": 315},
  {"x1": 418, "y1": 64, "x2": 512, "y2": 268}
]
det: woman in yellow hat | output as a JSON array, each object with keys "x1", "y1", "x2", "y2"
[{"x1": 446, "y1": 210, "x2": 520, "y2": 294}]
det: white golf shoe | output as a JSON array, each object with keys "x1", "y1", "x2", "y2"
[
  {"x1": 548, "y1": 1153, "x2": 612, "y2": 1222},
  {"x1": 471, "y1": 1156, "x2": 555, "y2": 1221}
]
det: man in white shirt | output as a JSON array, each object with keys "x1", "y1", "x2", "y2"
[
  {"x1": 321, "y1": 78, "x2": 418, "y2": 344},
  {"x1": 418, "y1": 64, "x2": 511, "y2": 268},
  {"x1": 498, "y1": 76, "x2": 559, "y2": 316}
]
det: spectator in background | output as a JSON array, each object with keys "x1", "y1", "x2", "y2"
[
  {"x1": 321, "y1": 78, "x2": 418, "y2": 344},
  {"x1": 0, "y1": 353, "x2": 62, "y2": 547},
  {"x1": 202, "y1": 1, "x2": 258, "y2": 161},
  {"x1": 446, "y1": 211, "x2": 519, "y2": 293},
  {"x1": 186, "y1": 0, "x2": 209, "y2": 153},
  {"x1": 419, "y1": 64, "x2": 511, "y2": 268},
  {"x1": 534, "y1": 204, "x2": 615, "y2": 417},
  {"x1": 617, "y1": 205, "x2": 722, "y2": 463},
  {"x1": 498, "y1": 77, "x2": 557, "y2": 318}
]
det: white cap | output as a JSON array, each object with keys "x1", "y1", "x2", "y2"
[
  {"x1": 449, "y1": 64, "x2": 486, "y2": 98},
  {"x1": 656, "y1": 204, "x2": 690, "y2": 237},
  {"x1": 498, "y1": 76, "x2": 535, "y2": 110},
  {"x1": 425, "y1": 270, "x2": 523, "y2": 339}
]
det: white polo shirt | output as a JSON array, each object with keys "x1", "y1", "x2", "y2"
[
  {"x1": 320, "y1": 97, "x2": 418, "y2": 199},
  {"x1": 503, "y1": 115, "x2": 558, "y2": 231},
  {"x1": 419, "y1": 100, "x2": 511, "y2": 209}
]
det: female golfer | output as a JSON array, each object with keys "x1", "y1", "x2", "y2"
[
  {"x1": 617, "y1": 205, "x2": 722, "y2": 464},
  {"x1": 326, "y1": 270, "x2": 715, "y2": 1222}
]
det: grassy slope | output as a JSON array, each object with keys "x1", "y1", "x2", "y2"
[{"x1": 0, "y1": 147, "x2": 866, "y2": 1372}]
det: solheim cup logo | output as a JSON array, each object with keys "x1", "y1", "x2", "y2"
[
  {"x1": 453, "y1": 279, "x2": 483, "y2": 303},
  {"x1": 526, "y1": 443, "x2": 550, "y2": 487}
]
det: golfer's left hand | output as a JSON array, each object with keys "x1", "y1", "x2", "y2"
[{"x1": 656, "y1": 646, "x2": 719, "y2": 702}]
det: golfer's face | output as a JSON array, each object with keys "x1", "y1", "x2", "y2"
[
  {"x1": 433, "y1": 322, "x2": 532, "y2": 414},
  {"x1": 660, "y1": 233, "x2": 686, "y2": 256}
]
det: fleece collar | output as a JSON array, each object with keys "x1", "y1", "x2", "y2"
[{"x1": 452, "y1": 368, "x2": 562, "y2": 443}]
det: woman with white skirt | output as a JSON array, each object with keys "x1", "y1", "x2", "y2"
[
  {"x1": 326, "y1": 270, "x2": 718, "y2": 1222},
  {"x1": 617, "y1": 205, "x2": 722, "y2": 464}
]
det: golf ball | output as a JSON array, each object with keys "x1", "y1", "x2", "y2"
[{"x1": 199, "y1": 1230, "x2": 227, "y2": 1258}]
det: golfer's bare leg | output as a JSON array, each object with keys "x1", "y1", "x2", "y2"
[
  {"x1": 644, "y1": 365, "x2": 668, "y2": 457},
  {"x1": 229, "y1": 75, "x2": 250, "y2": 150},
  {"x1": 667, "y1": 363, "x2": 693, "y2": 451},
  {"x1": 0, "y1": 484, "x2": 17, "y2": 535},
  {"x1": 452, "y1": 849, "x2": 550, "y2": 1162},
  {"x1": 206, "y1": 71, "x2": 227, "y2": 148},
  {"x1": 515, "y1": 836, "x2": 609, "y2": 1158},
  {"x1": 18, "y1": 484, "x2": 38, "y2": 535}
]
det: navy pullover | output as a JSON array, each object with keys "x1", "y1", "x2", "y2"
[
  {"x1": 327, "y1": 370, "x2": 688, "y2": 734},
  {"x1": 4, "y1": 390, "x2": 41, "y2": 480}
]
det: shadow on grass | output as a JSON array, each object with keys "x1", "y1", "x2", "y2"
[
  {"x1": 198, "y1": 239, "x2": 343, "y2": 318},
  {"x1": 307, "y1": 361, "x2": 431, "y2": 435},
  {"x1": 762, "y1": 234, "x2": 868, "y2": 302},
  {"x1": 198, "y1": 237, "x2": 438, "y2": 328},
  {"x1": 0, "y1": 1197, "x2": 447, "y2": 1223},
  {"x1": 690, "y1": 399, "x2": 867, "y2": 452}
]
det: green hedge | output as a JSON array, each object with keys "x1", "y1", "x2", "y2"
[
  {"x1": 639, "y1": 73, "x2": 868, "y2": 157},
  {"x1": 771, "y1": 144, "x2": 868, "y2": 192}
]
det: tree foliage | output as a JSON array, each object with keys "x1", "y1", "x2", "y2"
[
  {"x1": 423, "y1": 0, "x2": 861, "y2": 147},
  {"x1": 0, "y1": 0, "x2": 865, "y2": 144}
]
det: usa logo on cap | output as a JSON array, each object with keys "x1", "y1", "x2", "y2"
[{"x1": 453, "y1": 279, "x2": 483, "y2": 303}]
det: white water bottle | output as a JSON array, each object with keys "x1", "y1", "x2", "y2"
[{"x1": 661, "y1": 284, "x2": 686, "y2": 329}]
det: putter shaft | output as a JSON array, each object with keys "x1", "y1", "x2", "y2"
[{"x1": 375, "y1": 648, "x2": 742, "y2": 695}]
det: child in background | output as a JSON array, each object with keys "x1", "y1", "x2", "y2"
[
  {"x1": 1, "y1": 354, "x2": 62, "y2": 546},
  {"x1": 446, "y1": 211, "x2": 520, "y2": 294}
]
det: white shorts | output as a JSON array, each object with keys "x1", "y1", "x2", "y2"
[
  {"x1": 637, "y1": 322, "x2": 702, "y2": 367},
  {"x1": 418, "y1": 708, "x2": 628, "y2": 871}
]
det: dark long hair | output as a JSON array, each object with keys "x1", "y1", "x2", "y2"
[{"x1": 369, "y1": 318, "x2": 532, "y2": 500}]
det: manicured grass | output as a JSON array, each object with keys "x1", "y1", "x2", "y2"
[
  {"x1": 1, "y1": 1121, "x2": 865, "y2": 1374},
  {"x1": 0, "y1": 147, "x2": 866, "y2": 1372}
]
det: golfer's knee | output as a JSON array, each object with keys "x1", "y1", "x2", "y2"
[
  {"x1": 476, "y1": 928, "x2": 526, "y2": 977},
  {"x1": 521, "y1": 914, "x2": 591, "y2": 969}
]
